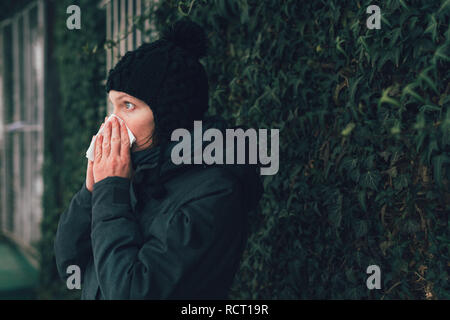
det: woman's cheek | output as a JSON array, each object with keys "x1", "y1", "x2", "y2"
[
  {"x1": 130, "y1": 119, "x2": 147, "y2": 138},
  {"x1": 121, "y1": 109, "x2": 154, "y2": 138}
]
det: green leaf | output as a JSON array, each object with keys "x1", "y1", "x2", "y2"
[
  {"x1": 399, "y1": 0, "x2": 409, "y2": 9},
  {"x1": 340, "y1": 157, "x2": 358, "y2": 173},
  {"x1": 416, "y1": 132, "x2": 428, "y2": 152},
  {"x1": 433, "y1": 44, "x2": 450, "y2": 63},
  {"x1": 438, "y1": 0, "x2": 450, "y2": 13},
  {"x1": 360, "y1": 171, "x2": 381, "y2": 191},
  {"x1": 418, "y1": 67, "x2": 439, "y2": 95},
  {"x1": 389, "y1": 28, "x2": 402, "y2": 47},
  {"x1": 357, "y1": 36, "x2": 369, "y2": 52},
  {"x1": 345, "y1": 268, "x2": 357, "y2": 283},
  {"x1": 349, "y1": 76, "x2": 363, "y2": 103},
  {"x1": 240, "y1": 0, "x2": 249, "y2": 24},
  {"x1": 433, "y1": 154, "x2": 450, "y2": 187},
  {"x1": 427, "y1": 139, "x2": 439, "y2": 164},
  {"x1": 355, "y1": 220, "x2": 368, "y2": 238},
  {"x1": 402, "y1": 83, "x2": 425, "y2": 103},
  {"x1": 350, "y1": 169, "x2": 360, "y2": 183},
  {"x1": 328, "y1": 193, "x2": 343, "y2": 228},
  {"x1": 341, "y1": 122, "x2": 356, "y2": 136},
  {"x1": 378, "y1": 87, "x2": 400, "y2": 108},
  {"x1": 380, "y1": 13, "x2": 392, "y2": 28},
  {"x1": 358, "y1": 190, "x2": 367, "y2": 212},
  {"x1": 424, "y1": 14, "x2": 438, "y2": 43},
  {"x1": 335, "y1": 36, "x2": 347, "y2": 58},
  {"x1": 414, "y1": 112, "x2": 426, "y2": 131},
  {"x1": 419, "y1": 104, "x2": 441, "y2": 113},
  {"x1": 391, "y1": 120, "x2": 401, "y2": 135}
]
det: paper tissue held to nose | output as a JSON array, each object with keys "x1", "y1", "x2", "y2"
[{"x1": 85, "y1": 114, "x2": 136, "y2": 161}]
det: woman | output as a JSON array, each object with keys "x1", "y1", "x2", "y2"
[{"x1": 54, "y1": 18, "x2": 263, "y2": 299}]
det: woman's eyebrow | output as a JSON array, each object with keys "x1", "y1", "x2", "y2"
[
  {"x1": 117, "y1": 94, "x2": 137, "y2": 102},
  {"x1": 109, "y1": 93, "x2": 139, "y2": 105}
]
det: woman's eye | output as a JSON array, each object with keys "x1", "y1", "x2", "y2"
[{"x1": 125, "y1": 102, "x2": 135, "y2": 110}]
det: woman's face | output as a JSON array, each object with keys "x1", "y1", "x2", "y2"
[{"x1": 108, "y1": 90, "x2": 155, "y2": 152}]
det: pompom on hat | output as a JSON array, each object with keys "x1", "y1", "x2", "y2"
[{"x1": 106, "y1": 18, "x2": 210, "y2": 199}]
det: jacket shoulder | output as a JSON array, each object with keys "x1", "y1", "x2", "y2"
[
  {"x1": 182, "y1": 165, "x2": 242, "y2": 194},
  {"x1": 161, "y1": 165, "x2": 243, "y2": 212}
]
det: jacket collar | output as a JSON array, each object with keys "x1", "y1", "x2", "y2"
[
  {"x1": 131, "y1": 145, "x2": 160, "y2": 170},
  {"x1": 128, "y1": 115, "x2": 234, "y2": 212},
  {"x1": 129, "y1": 145, "x2": 161, "y2": 212},
  {"x1": 129, "y1": 141, "x2": 177, "y2": 211}
]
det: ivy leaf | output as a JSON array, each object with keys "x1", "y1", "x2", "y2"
[
  {"x1": 433, "y1": 154, "x2": 450, "y2": 188},
  {"x1": 378, "y1": 86, "x2": 400, "y2": 108},
  {"x1": 393, "y1": 174, "x2": 409, "y2": 190},
  {"x1": 439, "y1": 0, "x2": 450, "y2": 13},
  {"x1": 240, "y1": 0, "x2": 249, "y2": 24},
  {"x1": 345, "y1": 268, "x2": 357, "y2": 283},
  {"x1": 328, "y1": 193, "x2": 343, "y2": 228},
  {"x1": 364, "y1": 154, "x2": 376, "y2": 170},
  {"x1": 339, "y1": 157, "x2": 358, "y2": 177},
  {"x1": 389, "y1": 28, "x2": 402, "y2": 47},
  {"x1": 402, "y1": 83, "x2": 425, "y2": 104},
  {"x1": 335, "y1": 36, "x2": 347, "y2": 58},
  {"x1": 341, "y1": 122, "x2": 356, "y2": 136},
  {"x1": 349, "y1": 76, "x2": 363, "y2": 103},
  {"x1": 358, "y1": 190, "x2": 367, "y2": 212},
  {"x1": 418, "y1": 67, "x2": 439, "y2": 95},
  {"x1": 355, "y1": 220, "x2": 368, "y2": 238},
  {"x1": 420, "y1": 104, "x2": 442, "y2": 113},
  {"x1": 360, "y1": 171, "x2": 381, "y2": 191},
  {"x1": 424, "y1": 14, "x2": 438, "y2": 43},
  {"x1": 350, "y1": 169, "x2": 361, "y2": 183},
  {"x1": 432, "y1": 44, "x2": 450, "y2": 63},
  {"x1": 427, "y1": 139, "x2": 439, "y2": 165}
]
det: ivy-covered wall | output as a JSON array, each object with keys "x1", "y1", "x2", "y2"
[
  {"x1": 150, "y1": 0, "x2": 449, "y2": 299},
  {"x1": 38, "y1": 0, "x2": 449, "y2": 299}
]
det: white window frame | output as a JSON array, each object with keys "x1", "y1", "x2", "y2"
[{"x1": 0, "y1": 0, "x2": 45, "y2": 264}]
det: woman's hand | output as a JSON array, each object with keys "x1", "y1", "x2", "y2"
[
  {"x1": 86, "y1": 158, "x2": 95, "y2": 193},
  {"x1": 93, "y1": 116, "x2": 132, "y2": 184},
  {"x1": 86, "y1": 117, "x2": 107, "y2": 192}
]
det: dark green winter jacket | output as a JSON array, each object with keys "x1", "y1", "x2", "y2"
[{"x1": 54, "y1": 115, "x2": 263, "y2": 299}]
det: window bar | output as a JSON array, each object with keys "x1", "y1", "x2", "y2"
[
  {"x1": 135, "y1": 0, "x2": 142, "y2": 47},
  {"x1": 120, "y1": 0, "x2": 127, "y2": 57},
  {"x1": 106, "y1": 0, "x2": 112, "y2": 74},
  {"x1": 23, "y1": 7, "x2": 32, "y2": 246},
  {"x1": 17, "y1": 15, "x2": 25, "y2": 230},
  {"x1": 152, "y1": 0, "x2": 158, "y2": 41},
  {"x1": 34, "y1": 0, "x2": 45, "y2": 243},
  {"x1": 106, "y1": 0, "x2": 113, "y2": 114},
  {"x1": 144, "y1": 0, "x2": 150, "y2": 42},
  {"x1": 12, "y1": 16, "x2": 22, "y2": 240},
  {"x1": 113, "y1": 0, "x2": 119, "y2": 66},
  {"x1": 128, "y1": 0, "x2": 134, "y2": 51},
  {"x1": 0, "y1": 24, "x2": 5, "y2": 232},
  {"x1": 1, "y1": 22, "x2": 14, "y2": 234}
]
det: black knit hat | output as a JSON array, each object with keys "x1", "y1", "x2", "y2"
[
  {"x1": 106, "y1": 17, "x2": 209, "y2": 142},
  {"x1": 106, "y1": 18, "x2": 209, "y2": 199}
]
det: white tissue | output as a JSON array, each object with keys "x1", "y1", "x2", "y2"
[{"x1": 85, "y1": 114, "x2": 136, "y2": 161}]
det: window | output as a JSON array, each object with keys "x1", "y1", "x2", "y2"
[{"x1": 0, "y1": 0, "x2": 45, "y2": 256}]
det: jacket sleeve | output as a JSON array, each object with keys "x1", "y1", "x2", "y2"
[
  {"x1": 90, "y1": 175, "x2": 242, "y2": 300},
  {"x1": 54, "y1": 181, "x2": 93, "y2": 283}
]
